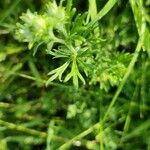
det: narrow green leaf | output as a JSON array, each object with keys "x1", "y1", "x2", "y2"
[
  {"x1": 33, "y1": 42, "x2": 44, "y2": 56},
  {"x1": 77, "y1": 72, "x2": 85, "y2": 85},
  {"x1": 46, "y1": 61, "x2": 70, "y2": 85},
  {"x1": 64, "y1": 72, "x2": 72, "y2": 82}
]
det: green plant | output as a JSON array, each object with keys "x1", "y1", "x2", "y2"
[
  {"x1": 0, "y1": 0, "x2": 150, "y2": 150},
  {"x1": 15, "y1": 0, "x2": 132, "y2": 91}
]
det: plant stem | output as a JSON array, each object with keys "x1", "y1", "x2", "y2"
[
  {"x1": 122, "y1": 81, "x2": 139, "y2": 137},
  {"x1": 121, "y1": 119, "x2": 150, "y2": 142},
  {"x1": 57, "y1": 0, "x2": 147, "y2": 148},
  {"x1": 0, "y1": 119, "x2": 70, "y2": 145},
  {"x1": 100, "y1": 124, "x2": 104, "y2": 150},
  {"x1": 87, "y1": 0, "x2": 118, "y2": 29},
  {"x1": 102, "y1": 39, "x2": 144, "y2": 123},
  {"x1": 0, "y1": 119, "x2": 47, "y2": 138},
  {"x1": 88, "y1": 0, "x2": 98, "y2": 20},
  {"x1": 57, "y1": 33, "x2": 145, "y2": 150},
  {"x1": 88, "y1": 0, "x2": 100, "y2": 36},
  {"x1": 102, "y1": 0, "x2": 146, "y2": 122},
  {"x1": 58, "y1": 123, "x2": 99, "y2": 150},
  {"x1": 0, "y1": 102, "x2": 13, "y2": 108}
]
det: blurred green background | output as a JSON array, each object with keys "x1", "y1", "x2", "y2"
[{"x1": 0, "y1": 0, "x2": 150, "y2": 150}]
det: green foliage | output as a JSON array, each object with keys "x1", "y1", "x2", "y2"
[
  {"x1": 0, "y1": 0, "x2": 150, "y2": 150},
  {"x1": 14, "y1": 0, "x2": 131, "y2": 90}
]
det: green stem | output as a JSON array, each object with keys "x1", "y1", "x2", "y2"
[
  {"x1": 46, "y1": 121, "x2": 54, "y2": 150},
  {"x1": 57, "y1": 0, "x2": 147, "y2": 148},
  {"x1": 87, "y1": 0, "x2": 118, "y2": 29},
  {"x1": 102, "y1": 38, "x2": 143, "y2": 123},
  {"x1": 14, "y1": 72, "x2": 71, "y2": 89},
  {"x1": 0, "y1": 119, "x2": 68, "y2": 143},
  {"x1": 129, "y1": 0, "x2": 146, "y2": 36},
  {"x1": 88, "y1": 0, "x2": 100, "y2": 36},
  {"x1": 121, "y1": 119, "x2": 150, "y2": 142},
  {"x1": 58, "y1": 124, "x2": 99, "y2": 150},
  {"x1": 88, "y1": 0, "x2": 98, "y2": 20},
  {"x1": 100, "y1": 124, "x2": 104, "y2": 150},
  {"x1": 122, "y1": 81, "x2": 139, "y2": 136},
  {"x1": 57, "y1": 35, "x2": 144, "y2": 150},
  {"x1": 102, "y1": 0, "x2": 146, "y2": 121},
  {"x1": 140, "y1": 60, "x2": 149, "y2": 118},
  {"x1": 0, "y1": 119, "x2": 47, "y2": 138},
  {"x1": 0, "y1": 102, "x2": 13, "y2": 108}
]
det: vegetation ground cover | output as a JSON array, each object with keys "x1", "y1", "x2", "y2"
[{"x1": 0, "y1": 0, "x2": 150, "y2": 149}]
